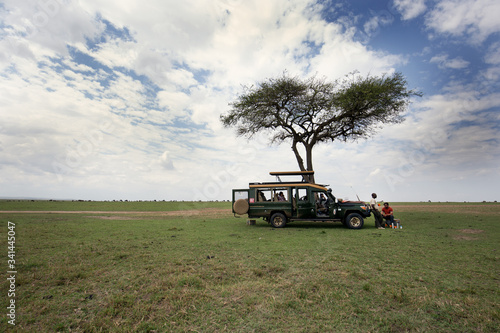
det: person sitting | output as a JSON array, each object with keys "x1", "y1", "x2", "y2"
[
  {"x1": 381, "y1": 202, "x2": 395, "y2": 226},
  {"x1": 319, "y1": 193, "x2": 326, "y2": 206},
  {"x1": 316, "y1": 193, "x2": 328, "y2": 216},
  {"x1": 277, "y1": 192, "x2": 286, "y2": 201}
]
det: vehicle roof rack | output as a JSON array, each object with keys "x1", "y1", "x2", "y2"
[
  {"x1": 270, "y1": 171, "x2": 314, "y2": 183},
  {"x1": 269, "y1": 171, "x2": 315, "y2": 176}
]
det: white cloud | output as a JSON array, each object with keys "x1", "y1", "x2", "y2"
[
  {"x1": 2, "y1": 0, "x2": 103, "y2": 55},
  {"x1": 393, "y1": 0, "x2": 427, "y2": 20},
  {"x1": 484, "y1": 42, "x2": 500, "y2": 65},
  {"x1": 382, "y1": 89, "x2": 500, "y2": 171},
  {"x1": 430, "y1": 54, "x2": 470, "y2": 69},
  {"x1": 425, "y1": 0, "x2": 500, "y2": 43},
  {"x1": 369, "y1": 168, "x2": 382, "y2": 177},
  {"x1": 159, "y1": 151, "x2": 175, "y2": 170},
  {"x1": 86, "y1": 39, "x2": 139, "y2": 69},
  {"x1": 481, "y1": 42, "x2": 500, "y2": 82},
  {"x1": 363, "y1": 11, "x2": 394, "y2": 37},
  {"x1": 157, "y1": 90, "x2": 191, "y2": 119}
]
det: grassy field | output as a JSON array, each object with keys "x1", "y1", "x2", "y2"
[
  {"x1": 0, "y1": 200, "x2": 230, "y2": 212},
  {"x1": 0, "y1": 201, "x2": 498, "y2": 332}
]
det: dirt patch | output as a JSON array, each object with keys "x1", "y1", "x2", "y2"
[
  {"x1": 452, "y1": 229, "x2": 484, "y2": 241},
  {"x1": 86, "y1": 216, "x2": 142, "y2": 220},
  {"x1": 458, "y1": 229, "x2": 484, "y2": 234},
  {"x1": 453, "y1": 235, "x2": 479, "y2": 241}
]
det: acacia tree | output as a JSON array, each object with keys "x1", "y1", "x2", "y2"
[{"x1": 220, "y1": 72, "x2": 421, "y2": 183}]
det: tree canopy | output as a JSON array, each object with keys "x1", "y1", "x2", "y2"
[{"x1": 220, "y1": 72, "x2": 421, "y2": 182}]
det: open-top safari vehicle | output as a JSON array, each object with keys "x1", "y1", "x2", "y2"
[{"x1": 232, "y1": 171, "x2": 371, "y2": 229}]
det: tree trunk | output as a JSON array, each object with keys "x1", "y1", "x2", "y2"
[
  {"x1": 291, "y1": 140, "x2": 306, "y2": 172},
  {"x1": 305, "y1": 143, "x2": 315, "y2": 183},
  {"x1": 291, "y1": 140, "x2": 315, "y2": 183}
]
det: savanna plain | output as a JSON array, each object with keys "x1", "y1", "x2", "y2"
[{"x1": 0, "y1": 200, "x2": 498, "y2": 332}]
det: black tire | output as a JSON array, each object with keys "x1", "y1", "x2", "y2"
[
  {"x1": 270, "y1": 212, "x2": 287, "y2": 228},
  {"x1": 344, "y1": 213, "x2": 364, "y2": 229},
  {"x1": 233, "y1": 199, "x2": 249, "y2": 215}
]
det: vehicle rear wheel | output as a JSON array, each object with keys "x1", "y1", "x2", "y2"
[
  {"x1": 270, "y1": 212, "x2": 287, "y2": 228},
  {"x1": 345, "y1": 213, "x2": 364, "y2": 229},
  {"x1": 233, "y1": 199, "x2": 249, "y2": 215}
]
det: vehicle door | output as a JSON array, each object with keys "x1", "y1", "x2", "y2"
[
  {"x1": 311, "y1": 190, "x2": 330, "y2": 217},
  {"x1": 293, "y1": 187, "x2": 314, "y2": 218},
  {"x1": 232, "y1": 189, "x2": 250, "y2": 215}
]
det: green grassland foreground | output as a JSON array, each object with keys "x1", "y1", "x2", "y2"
[{"x1": 0, "y1": 202, "x2": 498, "y2": 332}]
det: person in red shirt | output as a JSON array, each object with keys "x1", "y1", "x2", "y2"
[{"x1": 381, "y1": 202, "x2": 395, "y2": 226}]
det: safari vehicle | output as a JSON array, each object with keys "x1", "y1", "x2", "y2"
[{"x1": 232, "y1": 171, "x2": 371, "y2": 229}]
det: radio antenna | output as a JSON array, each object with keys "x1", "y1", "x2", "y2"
[{"x1": 354, "y1": 187, "x2": 361, "y2": 201}]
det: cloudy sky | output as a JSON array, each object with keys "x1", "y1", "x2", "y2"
[{"x1": 0, "y1": 0, "x2": 499, "y2": 202}]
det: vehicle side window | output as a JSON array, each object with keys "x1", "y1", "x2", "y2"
[
  {"x1": 256, "y1": 189, "x2": 271, "y2": 202},
  {"x1": 296, "y1": 188, "x2": 308, "y2": 201},
  {"x1": 272, "y1": 188, "x2": 288, "y2": 202},
  {"x1": 254, "y1": 188, "x2": 290, "y2": 202},
  {"x1": 313, "y1": 191, "x2": 327, "y2": 205},
  {"x1": 234, "y1": 191, "x2": 248, "y2": 201}
]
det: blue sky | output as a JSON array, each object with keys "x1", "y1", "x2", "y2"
[{"x1": 0, "y1": 0, "x2": 499, "y2": 202}]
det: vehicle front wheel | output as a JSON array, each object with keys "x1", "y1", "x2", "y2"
[
  {"x1": 344, "y1": 213, "x2": 364, "y2": 229},
  {"x1": 270, "y1": 212, "x2": 287, "y2": 228}
]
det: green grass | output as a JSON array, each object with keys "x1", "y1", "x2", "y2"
[
  {"x1": 0, "y1": 202, "x2": 498, "y2": 332},
  {"x1": 0, "y1": 199, "x2": 230, "y2": 211}
]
